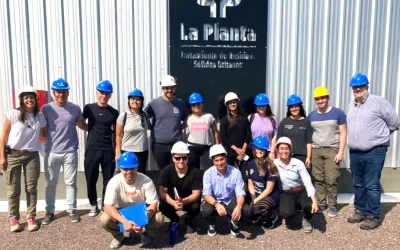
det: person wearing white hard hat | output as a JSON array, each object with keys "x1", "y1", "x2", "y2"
[
  {"x1": 273, "y1": 137, "x2": 318, "y2": 233},
  {"x1": 0, "y1": 85, "x2": 47, "y2": 232},
  {"x1": 220, "y1": 92, "x2": 251, "y2": 182},
  {"x1": 144, "y1": 75, "x2": 189, "y2": 170},
  {"x1": 159, "y1": 141, "x2": 202, "y2": 234},
  {"x1": 202, "y1": 144, "x2": 251, "y2": 237}
]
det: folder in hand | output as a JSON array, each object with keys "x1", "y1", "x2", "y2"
[{"x1": 118, "y1": 201, "x2": 149, "y2": 232}]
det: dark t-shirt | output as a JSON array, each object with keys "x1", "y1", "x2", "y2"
[
  {"x1": 277, "y1": 117, "x2": 313, "y2": 156},
  {"x1": 83, "y1": 103, "x2": 119, "y2": 150},
  {"x1": 247, "y1": 160, "x2": 280, "y2": 204},
  {"x1": 220, "y1": 115, "x2": 252, "y2": 157},
  {"x1": 160, "y1": 164, "x2": 202, "y2": 200}
]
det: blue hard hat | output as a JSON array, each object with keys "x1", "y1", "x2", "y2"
[
  {"x1": 118, "y1": 152, "x2": 139, "y2": 169},
  {"x1": 128, "y1": 88, "x2": 144, "y2": 98},
  {"x1": 350, "y1": 73, "x2": 369, "y2": 87},
  {"x1": 96, "y1": 80, "x2": 113, "y2": 93},
  {"x1": 51, "y1": 78, "x2": 70, "y2": 90},
  {"x1": 188, "y1": 92, "x2": 203, "y2": 104},
  {"x1": 254, "y1": 93, "x2": 270, "y2": 106},
  {"x1": 252, "y1": 136, "x2": 270, "y2": 151},
  {"x1": 286, "y1": 94, "x2": 303, "y2": 106}
]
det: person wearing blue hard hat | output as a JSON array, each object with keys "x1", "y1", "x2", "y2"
[
  {"x1": 185, "y1": 92, "x2": 219, "y2": 170},
  {"x1": 116, "y1": 88, "x2": 151, "y2": 175},
  {"x1": 246, "y1": 136, "x2": 280, "y2": 230},
  {"x1": 101, "y1": 152, "x2": 164, "y2": 248},
  {"x1": 248, "y1": 93, "x2": 279, "y2": 161},
  {"x1": 41, "y1": 78, "x2": 87, "y2": 225},
  {"x1": 277, "y1": 94, "x2": 313, "y2": 170},
  {"x1": 82, "y1": 80, "x2": 119, "y2": 217},
  {"x1": 347, "y1": 73, "x2": 400, "y2": 230}
]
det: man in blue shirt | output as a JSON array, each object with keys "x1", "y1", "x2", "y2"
[
  {"x1": 202, "y1": 144, "x2": 251, "y2": 237},
  {"x1": 347, "y1": 73, "x2": 400, "y2": 230}
]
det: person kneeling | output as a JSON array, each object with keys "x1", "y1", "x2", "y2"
[
  {"x1": 202, "y1": 144, "x2": 251, "y2": 237},
  {"x1": 100, "y1": 152, "x2": 164, "y2": 249},
  {"x1": 159, "y1": 141, "x2": 202, "y2": 234},
  {"x1": 247, "y1": 136, "x2": 280, "y2": 229},
  {"x1": 274, "y1": 137, "x2": 318, "y2": 233}
]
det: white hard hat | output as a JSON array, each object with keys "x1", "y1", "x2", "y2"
[
  {"x1": 276, "y1": 137, "x2": 292, "y2": 148},
  {"x1": 224, "y1": 92, "x2": 240, "y2": 104},
  {"x1": 171, "y1": 141, "x2": 190, "y2": 154},
  {"x1": 209, "y1": 144, "x2": 227, "y2": 159},
  {"x1": 160, "y1": 75, "x2": 177, "y2": 87},
  {"x1": 19, "y1": 85, "x2": 37, "y2": 97}
]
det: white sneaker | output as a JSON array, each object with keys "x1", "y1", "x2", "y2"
[
  {"x1": 88, "y1": 205, "x2": 99, "y2": 217},
  {"x1": 110, "y1": 234, "x2": 124, "y2": 249}
]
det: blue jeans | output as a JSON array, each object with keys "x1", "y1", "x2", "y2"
[{"x1": 349, "y1": 146, "x2": 387, "y2": 219}]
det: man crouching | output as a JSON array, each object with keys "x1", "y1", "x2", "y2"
[
  {"x1": 100, "y1": 152, "x2": 164, "y2": 249},
  {"x1": 202, "y1": 144, "x2": 251, "y2": 237}
]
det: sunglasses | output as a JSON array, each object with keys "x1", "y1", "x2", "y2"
[{"x1": 173, "y1": 156, "x2": 188, "y2": 161}]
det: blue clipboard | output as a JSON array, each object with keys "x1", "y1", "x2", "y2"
[{"x1": 118, "y1": 202, "x2": 149, "y2": 232}]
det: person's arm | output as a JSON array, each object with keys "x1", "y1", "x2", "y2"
[
  {"x1": 242, "y1": 117, "x2": 252, "y2": 152},
  {"x1": 298, "y1": 161, "x2": 316, "y2": 198},
  {"x1": 269, "y1": 117, "x2": 279, "y2": 160},
  {"x1": 305, "y1": 120, "x2": 313, "y2": 167},
  {"x1": 115, "y1": 122, "x2": 123, "y2": 160},
  {"x1": 381, "y1": 99, "x2": 400, "y2": 132},
  {"x1": 182, "y1": 190, "x2": 201, "y2": 205},
  {"x1": 254, "y1": 180, "x2": 275, "y2": 204},
  {"x1": 0, "y1": 118, "x2": 11, "y2": 171},
  {"x1": 147, "y1": 202, "x2": 157, "y2": 221},
  {"x1": 335, "y1": 124, "x2": 347, "y2": 163},
  {"x1": 247, "y1": 178, "x2": 256, "y2": 201},
  {"x1": 76, "y1": 120, "x2": 87, "y2": 131},
  {"x1": 211, "y1": 121, "x2": 220, "y2": 144},
  {"x1": 306, "y1": 143, "x2": 312, "y2": 168},
  {"x1": 183, "y1": 169, "x2": 202, "y2": 205}
]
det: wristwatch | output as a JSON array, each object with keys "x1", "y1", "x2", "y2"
[{"x1": 212, "y1": 201, "x2": 219, "y2": 207}]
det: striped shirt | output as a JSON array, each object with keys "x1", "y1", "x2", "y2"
[
  {"x1": 347, "y1": 94, "x2": 400, "y2": 151},
  {"x1": 274, "y1": 158, "x2": 315, "y2": 197}
]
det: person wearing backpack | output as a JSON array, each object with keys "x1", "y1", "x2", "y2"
[
  {"x1": 248, "y1": 93, "x2": 279, "y2": 161},
  {"x1": 116, "y1": 88, "x2": 151, "y2": 175}
]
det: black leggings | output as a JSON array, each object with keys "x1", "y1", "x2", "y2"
[
  {"x1": 121, "y1": 150, "x2": 148, "y2": 174},
  {"x1": 188, "y1": 144, "x2": 212, "y2": 170}
]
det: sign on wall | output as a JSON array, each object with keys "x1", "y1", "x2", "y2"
[{"x1": 169, "y1": 0, "x2": 268, "y2": 118}]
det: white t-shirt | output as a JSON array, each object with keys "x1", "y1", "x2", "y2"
[
  {"x1": 186, "y1": 113, "x2": 216, "y2": 146},
  {"x1": 5, "y1": 109, "x2": 47, "y2": 151},
  {"x1": 103, "y1": 173, "x2": 158, "y2": 208}
]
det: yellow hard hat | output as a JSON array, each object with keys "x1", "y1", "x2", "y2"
[{"x1": 313, "y1": 86, "x2": 329, "y2": 98}]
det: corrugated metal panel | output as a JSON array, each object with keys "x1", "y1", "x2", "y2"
[{"x1": 0, "y1": 0, "x2": 399, "y2": 170}]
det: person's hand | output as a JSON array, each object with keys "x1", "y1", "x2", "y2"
[
  {"x1": 0, "y1": 157, "x2": 7, "y2": 171},
  {"x1": 268, "y1": 152, "x2": 275, "y2": 161},
  {"x1": 115, "y1": 151, "x2": 121, "y2": 161},
  {"x1": 235, "y1": 147, "x2": 244, "y2": 156},
  {"x1": 253, "y1": 197, "x2": 259, "y2": 205},
  {"x1": 122, "y1": 220, "x2": 136, "y2": 232},
  {"x1": 231, "y1": 205, "x2": 242, "y2": 221},
  {"x1": 133, "y1": 225, "x2": 143, "y2": 233},
  {"x1": 236, "y1": 154, "x2": 244, "y2": 161},
  {"x1": 334, "y1": 152, "x2": 344, "y2": 163},
  {"x1": 215, "y1": 203, "x2": 227, "y2": 216},
  {"x1": 311, "y1": 202, "x2": 319, "y2": 214},
  {"x1": 305, "y1": 157, "x2": 312, "y2": 168},
  {"x1": 173, "y1": 200, "x2": 183, "y2": 211}
]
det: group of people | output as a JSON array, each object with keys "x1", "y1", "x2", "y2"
[{"x1": 0, "y1": 73, "x2": 399, "y2": 249}]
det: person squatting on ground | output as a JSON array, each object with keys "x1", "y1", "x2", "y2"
[
  {"x1": 159, "y1": 141, "x2": 202, "y2": 234},
  {"x1": 249, "y1": 93, "x2": 279, "y2": 161},
  {"x1": 220, "y1": 92, "x2": 252, "y2": 183},
  {"x1": 83, "y1": 80, "x2": 119, "y2": 217},
  {"x1": 145, "y1": 75, "x2": 189, "y2": 170},
  {"x1": 100, "y1": 152, "x2": 164, "y2": 249},
  {"x1": 202, "y1": 144, "x2": 251, "y2": 237},
  {"x1": 41, "y1": 78, "x2": 87, "y2": 225},
  {"x1": 274, "y1": 137, "x2": 319, "y2": 233},
  {"x1": 277, "y1": 94, "x2": 313, "y2": 174},
  {"x1": 247, "y1": 136, "x2": 280, "y2": 229},
  {"x1": 185, "y1": 92, "x2": 219, "y2": 170},
  {"x1": 0, "y1": 86, "x2": 47, "y2": 232},
  {"x1": 346, "y1": 73, "x2": 400, "y2": 230},
  {"x1": 116, "y1": 88, "x2": 151, "y2": 174},
  {"x1": 308, "y1": 86, "x2": 347, "y2": 218}
]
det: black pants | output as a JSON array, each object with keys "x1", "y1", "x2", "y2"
[
  {"x1": 279, "y1": 189, "x2": 313, "y2": 221},
  {"x1": 121, "y1": 150, "x2": 148, "y2": 174},
  {"x1": 152, "y1": 142, "x2": 173, "y2": 170},
  {"x1": 201, "y1": 199, "x2": 251, "y2": 226},
  {"x1": 159, "y1": 201, "x2": 200, "y2": 225},
  {"x1": 84, "y1": 150, "x2": 116, "y2": 206},
  {"x1": 227, "y1": 156, "x2": 248, "y2": 183},
  {"x1": 188, "y1": 144, "x2": 211, "y2": 170}
]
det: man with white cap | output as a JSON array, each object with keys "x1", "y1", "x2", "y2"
[
  {"x1": 144, "y1": 75, "x2": 189, "y2": 170},
  {"x1": 159, "y1": 141, "x2": 202, "y2": 234}
]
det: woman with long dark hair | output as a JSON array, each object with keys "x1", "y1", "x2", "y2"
[
  {"x1": 249, "y1": 93, "x2": 279, "y2": 161},
  {"x1": 115, "y1": 88, "x2": 151, "y2": 174},
  {"x1": 220, "y1": 92, "x2": 251, "y2": 181},
  {"x1": 0, "y1": 86, "x2": 47, "y2": 232},
  {"x1": 247, "y1": 136, "x2": 280, "y2": 229}
]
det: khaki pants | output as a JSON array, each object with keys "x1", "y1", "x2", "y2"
[
  {"x1": 312, "y1": 148, "x2": 340, "y2": 207},
  {"x1": 3, "y1": 152, "x2": 40, "y2": 219},
  {"x1": 100, "y1": 210, "x2": 164, "y2": 238}
]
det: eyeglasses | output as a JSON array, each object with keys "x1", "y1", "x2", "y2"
[{"x1": 173, "y1": 156, "x2": 188, "y2": 161}]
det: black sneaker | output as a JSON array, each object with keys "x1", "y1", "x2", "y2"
[
  {"x1": 262, "y1": 213, "x2": 279, "y2": 229},
  {"x1": 42, "y1": 213, "x2": 54, "y2": 225},
  {"x1": 207, "y1": 224, "x2": 217, "y2": 236},
  {"x1": 229, "y1": 220, "x2": 239, "y2": 237},
  {"x1": 360, "y1": 217, "x2": 380, "y2": 230}
]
